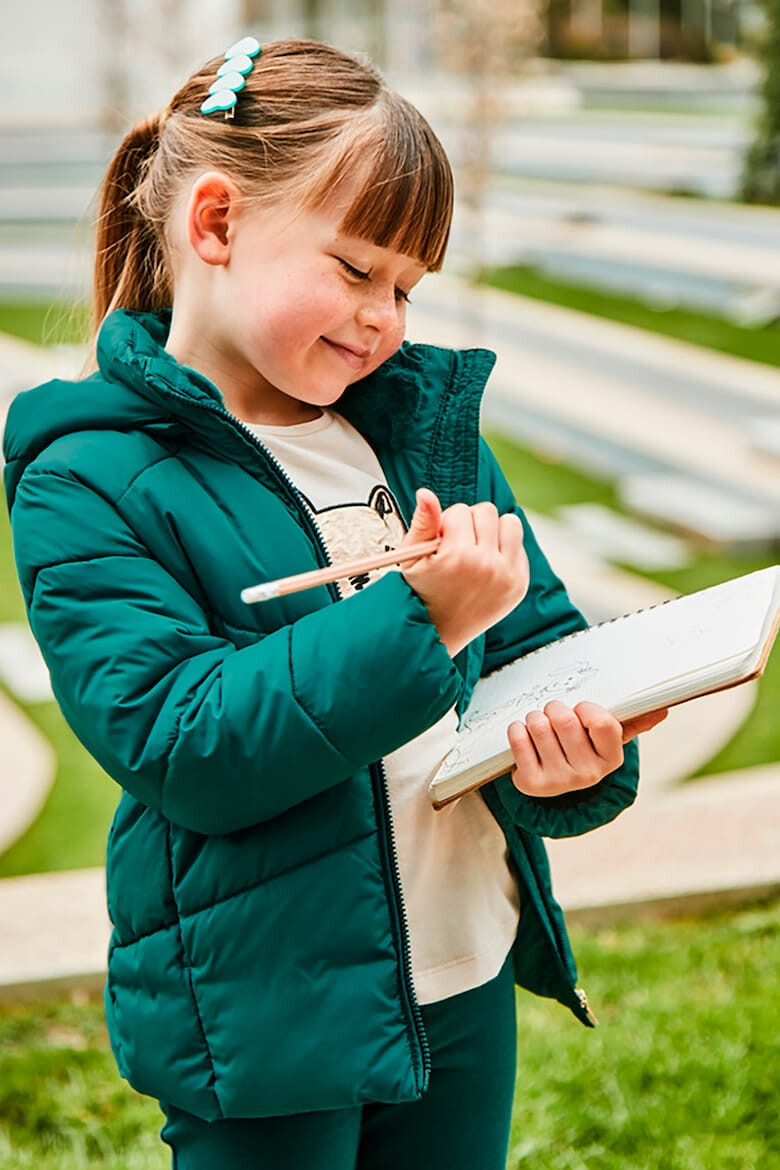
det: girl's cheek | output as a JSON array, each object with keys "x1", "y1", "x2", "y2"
[{"x1": 385, "y1": 320, "x2": 407, "y2": 353}]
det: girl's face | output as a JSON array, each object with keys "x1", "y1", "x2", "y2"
[{"x1": 172, "y1": 181, "x2": 429, "y2": 425}]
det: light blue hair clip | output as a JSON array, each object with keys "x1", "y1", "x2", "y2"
[{"x1": 200, "y1": 36, "x2": 261, "y2": 119}]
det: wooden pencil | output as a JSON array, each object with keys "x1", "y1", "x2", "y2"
[{"x1": 240, "y1": 538, "x2": 442, "y2": 604}]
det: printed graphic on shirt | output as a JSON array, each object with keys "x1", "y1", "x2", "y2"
[{"x1": 302, "y1": 485, "x2": 407, "y2": 598}]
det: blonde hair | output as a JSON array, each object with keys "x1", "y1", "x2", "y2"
[{"x1": 90, "y1": 38, "x2": 453, "y2": 356}]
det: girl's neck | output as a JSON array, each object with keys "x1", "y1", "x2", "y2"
[{"x1": 164, "y1": 309, "x2": 322, "y2": 427}]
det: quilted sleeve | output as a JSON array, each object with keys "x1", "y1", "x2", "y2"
[
  {"x1": 9, "y1": 467, "x2": 462, "y2": 835},
  {"x1": 477, "y1": 438, "x2": 640, "y2": 839}
]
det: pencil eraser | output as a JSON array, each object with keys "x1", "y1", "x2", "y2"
[{"x1": 241, "y1": 582, "x2": 280, "y2": 604}]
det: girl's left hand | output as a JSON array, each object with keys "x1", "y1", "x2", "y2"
[{"x1": 508, "y1": 700, "x2": 669, "y2": 799}]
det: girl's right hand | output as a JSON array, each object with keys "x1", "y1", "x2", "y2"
[{"x1": 401, "y1": 488, "x2": 530, "y2": 658}]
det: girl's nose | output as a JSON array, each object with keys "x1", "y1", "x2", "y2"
[{"x1": 356, "y1": 287, "x2": 400, "y2": 333}]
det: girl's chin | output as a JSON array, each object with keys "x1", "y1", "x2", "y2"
[
  {"x1": 313, "y1": 376, "x2": 359, "y2": 401},
  {"x1": 283, "y1": 385, "x2": 348, "y2": 412}
]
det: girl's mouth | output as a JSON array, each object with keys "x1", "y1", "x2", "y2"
[{"x1": 321, "y1": 338, "x2": 370, "y2": 370}]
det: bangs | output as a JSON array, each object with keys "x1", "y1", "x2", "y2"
[{"x1": 305, "y1": 97, "x2": 454, "y2": 271}]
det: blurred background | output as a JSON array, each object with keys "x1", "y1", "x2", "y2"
[{"x1": 0, "y1": 3, "x2": 779, "y2": 1169}]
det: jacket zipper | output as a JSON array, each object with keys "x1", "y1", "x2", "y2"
[
  {"x1": 423, "y1": 370, "x2": 594, "y2": 1027},
  {"x1": 513, "y1": 826, "x2": 596, "y2": 1022},
  {"x1": 576, "y1": 988, "x2": 599, "y2": 1027},
  {"x1": 153, "y1": 380, "x2": 430, "y2": 1086},
  {"x1": 230, "y1": 413, "x2": 336, "y2": 574},
  {"x1": 372, "y1": 759, "x2": 430, "y2": 1092}
]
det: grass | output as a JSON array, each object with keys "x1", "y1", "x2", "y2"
[
  {"x1": 0, "y1": 491, "x2": 26, "y2": 626},
  {"x1": 482, "y1": 265, "x2": 780, "y2": 368},
  {"x1": 0, "y1": 988, "x2": 166, "y2": 1170},
  {"x1": 509, "y1": 898, "x2": 780, "y2": 1169},
  {"x1": 0, "y1": 301, "x2": 90, "y2": 348},
  {"x1": 0, "y1": 898, "x2": 777, "y2": 1168}
]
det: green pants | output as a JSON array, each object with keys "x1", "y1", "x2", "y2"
[{"x1": 160, "y1": 952, "x2": 517, "y2": 1170}]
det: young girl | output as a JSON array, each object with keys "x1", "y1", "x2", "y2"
[{"x1": 4, "y1": 37, "x2": 666, "y2": 1170}]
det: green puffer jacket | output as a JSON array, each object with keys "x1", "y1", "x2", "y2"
[{"x1": 3, "y1": 308, "x2": 639, "y2": 1121}]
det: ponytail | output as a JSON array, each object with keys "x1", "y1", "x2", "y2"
[{"x1": 91, "y1": 112, "x2": 172, "y2": 343}]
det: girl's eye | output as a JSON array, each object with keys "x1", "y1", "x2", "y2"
[
  {"x1": 338, "y1": 258, "x2": 368, "y2": 280},
  {"x1": 337, "y1": 257, "x2": 411, "y2": 305}
]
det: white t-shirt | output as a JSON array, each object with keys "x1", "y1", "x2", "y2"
[{"x1": 244, "y1": 409, "x2": 520, "y2": 1003}]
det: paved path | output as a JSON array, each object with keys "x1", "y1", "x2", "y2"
[{"x1": 0, "y1": 302, "x2": 777, "y2": 998}]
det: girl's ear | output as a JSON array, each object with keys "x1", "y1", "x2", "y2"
[{"x1": 185, "y1": 171, "x2": 242, "y2": 266}]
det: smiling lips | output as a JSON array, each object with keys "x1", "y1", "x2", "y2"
[{"x1": 322, "y1": 337, "x2": 372, "y2": 370}]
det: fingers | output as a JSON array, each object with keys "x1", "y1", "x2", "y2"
[
  {"x1": 470, "y1": 501, "x2": 500, "y2": 547},
  {"x1": 508, "y1": 700, "x2": 624, "y2": 798},
  {"x1": 498, "y1": 511, "x2": 525, "y2": 557},
  {"x1": 406, "y1": 496, "x2": 526, "y2": 562},
  {"x1": 401, "y1": 494, "x2": 530, "y2": 658},
  {"x1": 507, "y1": 720, "x2": 543, "y2": 789},
  {"x1": 441, "y1": 501, "x2": 525, "y2": 558},
  {"x1": 572, "y1": 702, "x2": 624, "y2": 768},
  {"x1": 534, "y1": 702, "x2": 606, "y2": 774},
  {"x1": 440, "y1": 502, "x2": 480, "y2": 545},
  {"x1": 403, "y1": 487, "x2": 442, "y2": 545},
  {"x1": 401, "y1": 490, "x2": 443, "y2": 569},
  {"x1": 620, "y1": 707, "x2": 670, "y2": 742}
]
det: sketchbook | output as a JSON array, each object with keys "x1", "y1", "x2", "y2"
[{"x1": 429, "y1": 565, "x2": 780, "y2": 809}]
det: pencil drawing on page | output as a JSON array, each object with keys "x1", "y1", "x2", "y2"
[{"x1": 441, "y1": 660, "x2": 598, "y2": 778}]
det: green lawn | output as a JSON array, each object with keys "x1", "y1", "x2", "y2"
[
  {"x1": 0, "y1": 492, "x2": 25, "y2": 625},
  {"x1": 0, "y1": 301, "x2": 90, "y2": 348},
  {"x1": 482, "y1": 265, "x2": 780, "y2": 368},
  {"x1": 0, "y1": 899, "x2": 777, "y2": 1169}
]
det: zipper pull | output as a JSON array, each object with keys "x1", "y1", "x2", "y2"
[{"x1": 576, "y1": 988, "x2": 600, "y2": 1027}]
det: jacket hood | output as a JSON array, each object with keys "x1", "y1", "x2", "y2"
[{"x1": 3, "y1": 307, "x2": 496, "y2": 511}]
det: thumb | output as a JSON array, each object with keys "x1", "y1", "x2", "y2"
[{"x1": 404, "y1": 487, "x2": 442, "y2": 545}]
